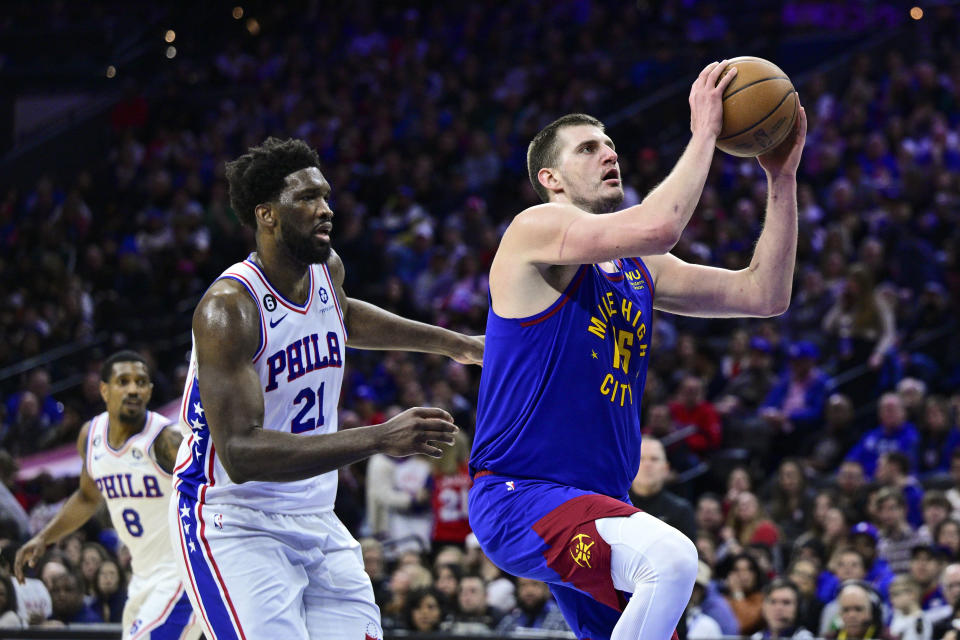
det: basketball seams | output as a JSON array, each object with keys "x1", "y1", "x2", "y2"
[
  {"x1": 722, "y1": 76, "x2": 791, "y2": 101},
  {"x1": 718, "y1": 89, "x2": 797, "y2": 141}
]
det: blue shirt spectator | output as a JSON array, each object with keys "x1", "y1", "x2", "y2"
[
  {"x1": 494, "y1": 578, "x2": 570, "y2": 634},
  {"x1": 917, "y1": 396, "x2": 960, "y2": 476},
  {"x1": 845, "y1": 393, "x2": 920, "y2": 477},
  {"x1": 761, "y1": 341, "x2": 829, "y2": 433}
]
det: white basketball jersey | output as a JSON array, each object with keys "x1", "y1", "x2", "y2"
[
  {"x1": 174, "y1": 255, "x2": 346, "y2": 515},
  {"x1": 86, "y1": 410, "x2": 174, "y2": 577}
]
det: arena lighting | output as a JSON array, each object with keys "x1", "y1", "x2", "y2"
[
  {"x1": 166, "y1": 46, "x2": 177, "y2": 59},
  {"x1": 246, "y1": 17, "x2": 260, "y2": 35},
  {"x1": 106, "y1": 65, "x2": 117, "y2": 78},
  {"x1": 910, "y1": 6, "x2": 924, "y2": 19},
  {"x1": 164, "y1": 29, "x2": 176, "y2": 43},
  {"x1": 232, "y1": 6, "x2": 244, "y2": 19}
]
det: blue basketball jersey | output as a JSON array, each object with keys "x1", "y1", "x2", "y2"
[{"x1": 471, "y1": 258, "x2": 654, "y2": 497}]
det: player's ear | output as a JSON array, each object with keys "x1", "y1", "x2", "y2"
[
  {"x1": 99, "y1": 380, "x2": 110, "y2": 404},
  {"x1": 538, "y1": 167, "x2": 562, "y2": 196},
  {"x1": 255, "y1": 203, "x2": 276, "y2": 229}
]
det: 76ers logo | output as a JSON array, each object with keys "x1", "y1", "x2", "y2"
[{"x1": 569, "y1": 533, "x2": 595, "y2": 568}]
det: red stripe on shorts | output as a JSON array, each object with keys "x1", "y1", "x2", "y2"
[{"x1": 531, "y1": 493, "x2": 639, "y2": 612}]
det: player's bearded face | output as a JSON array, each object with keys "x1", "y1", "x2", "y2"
[
  {"x1": 103, "y1": 363, "x2": 152, "y2": 423},
  {"x1": 558, "y1": 127, "x2": 623, "y2": 214},
  {"x1": 277, "y1": 213, "x2": 331, "y2": 265},
  {"x1": 561, "y1": 165, "x2": 624, "y2": 214}
]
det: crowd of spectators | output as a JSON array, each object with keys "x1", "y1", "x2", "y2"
[{"x1": 0, "y1": 0, "x2": 959, "y2": 636}]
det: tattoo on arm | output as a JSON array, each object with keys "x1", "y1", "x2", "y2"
[{"x1": 153, "y1": 427, "x2": 183, "y2": 475}]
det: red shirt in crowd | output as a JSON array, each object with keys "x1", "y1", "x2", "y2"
[{"x1": 668, "y1": 401, "x2": 723, "y2": 454}]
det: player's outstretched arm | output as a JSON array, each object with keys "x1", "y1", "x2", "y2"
[
  {"x1": 327, "y1": 251, "x2": 483, "y2": 365},
  {"x1": 642, "y1": 100, "x2": 806, "y2": 318},
  {"x1": 504, "y1": 61, "x2": 737, "y2": 267},
  {"x1": 14, "y1": 422, "x2": 103, "y2": 583},
  {"x1": 193, "y1": 281, "x2": 460, "y2": 484}
]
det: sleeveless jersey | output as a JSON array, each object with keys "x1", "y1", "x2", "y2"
[
  {"x1": 430, "y1": 463, "x2": 473, "y2": 544},
  {"x1": 470, "y1": 258, "x2": 655, "y2": 497},
  {"x1": 173, "y1": 254, "x2": 347, "y2": 515},
  {"x1": 86, "y1": 410, "x2": 173, "y2": 577}
]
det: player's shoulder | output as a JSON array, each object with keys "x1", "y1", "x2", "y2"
[
  {"x1": 325, "y1": 249, "x2": 345, "y2": 287},
  {"x1": 195, "y1": 278, "x2": 259, "y2": 328},
  {"x1": 507, "y1": 202, "x2": 583, "y2": 237},
  {"x1": 77, "y1": 419, "x2": 93, "y2": 457},
  {"x1": 193, "y1": 279, "x2": 261, "y2": 355}
]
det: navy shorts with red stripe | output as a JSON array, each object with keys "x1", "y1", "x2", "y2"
[{"x1": 468, "y1": 472, "x2": 640, "y2": 640}]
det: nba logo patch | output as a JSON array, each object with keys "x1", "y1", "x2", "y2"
[
  {"x1": 213, "y1": 513, "x2": 224, "y2": 530},
  {"x1": 130, "y1": 619, "x2": 142, "y2": 635},
  {"x1": 505, "y1": 481, "x2": 515, "y2": 491}
]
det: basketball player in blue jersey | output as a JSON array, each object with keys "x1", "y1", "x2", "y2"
[
  {"x1": 169, "y1": 137, "x2": 483, "y2": 640},
  {"x1": 469, "y1": 61, "x2": 807, "y2": 640},
  {"x1": 15, "y1": 351, "x2": 200, "y2": 640}
]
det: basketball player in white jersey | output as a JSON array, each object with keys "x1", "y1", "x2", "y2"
[
  {"x1": 170, "y1": 137, "x2": 483, "y2": 640},
  {"x1": 15, "y1": 351, "x2": 202, "y2": 640}
]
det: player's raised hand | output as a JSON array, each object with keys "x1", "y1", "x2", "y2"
[
  {"x1": 378, "y1": 407, "x2": 458, "y2": 458},
  {"x1": 14, "y1": 535, "x2": 49, "y2": 584},
  {"x1": 758, "y1": 96, "x2": 807, "y2": 178},
  {"x1": 689, "y1": 60, "x2": 737, "y2": 139}
]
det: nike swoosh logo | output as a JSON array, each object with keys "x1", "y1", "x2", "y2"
[{"x1": 269, "y1": 314, "x2": 288, "y2": 328}]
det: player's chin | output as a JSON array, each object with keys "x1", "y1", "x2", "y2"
[
  {"x1": 121, "y1": 406, "x2": 144, "y2": 420},
  {"x1": 596, "y1": 191, "x2": 624, "y2": 214}
]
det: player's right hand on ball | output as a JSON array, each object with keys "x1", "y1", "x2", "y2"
[
  {"x1": 14, "y1": 536, "x2": 47, "y2": 584},
  {"x1": 689, "y1": 59, "x2": 737, "y2": 139},
  {"x1": 379, "y1": 407, "x2": 458, "y2": 458}
]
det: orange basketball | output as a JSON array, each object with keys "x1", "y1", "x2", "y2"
[{"x1": 716, "y1": 56, "x2": 797, "y2": 158}]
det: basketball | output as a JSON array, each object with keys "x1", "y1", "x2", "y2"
[{"x1": 716, "y1": 56, "x2": 798, "y2": 157}]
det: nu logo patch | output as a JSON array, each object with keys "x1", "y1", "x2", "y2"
[{"x1": 569, "y1": 533, "x2": 595, "y2": 568}]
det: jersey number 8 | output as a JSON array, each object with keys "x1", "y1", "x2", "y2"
[{"x1": 122, "y1": 508, "x2": 143, "y2": 537}]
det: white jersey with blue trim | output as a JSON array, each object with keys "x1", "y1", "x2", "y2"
[
  {"x1": 86, "y1": 410, "x2": 174, "y2": 577},
  {"x1": 174, "y1": 255, "x2": 347, "y2": 515}
]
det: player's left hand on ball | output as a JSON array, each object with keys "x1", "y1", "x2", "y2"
[
  {"x1": 758, "y1": 95, "x2": 807, "y2": 178},
  {"x1": 453, "y1": 335, "x2": 484, "y2": 366}
]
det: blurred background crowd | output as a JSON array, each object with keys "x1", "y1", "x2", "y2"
[{"x1": 0, "y1": 0, "x2": 959, "y2": 637}]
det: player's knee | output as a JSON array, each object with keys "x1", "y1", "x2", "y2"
[
  {"x1": 660, "y1": 531, "x2": 698, "y2": 587},
  {"x1": 612, "y1": 516, "x2": 697, "y2": 588}
]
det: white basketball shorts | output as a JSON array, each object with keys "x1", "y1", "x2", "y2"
[
  {"x1": 124, "y1": 561, "x2": 202, "y2": 640},
  {"x1": 169, "y1": 490, "x2": 382, "y2": 640}
]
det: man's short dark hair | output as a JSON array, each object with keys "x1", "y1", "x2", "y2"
[
  {"x1": 459, "y1": 573, "x2": 486, "y2": 588},
  {"x1": 100, "y1": 350, "x2": 148, "y2": 383},
  {"x1": 764, "y1": 577, "x2": 800, "y2": 601},
  {"x1": 876, "y1": 486, "x2": 906, "y2": 508},
  {"x1": 880, "y1": 451, "x2": 910, "y2": 475},
  {"x1": 527, "y1": 113, "x2": 604, "y2": 203},
  {"x1": 225, "y1": 137, "x2": 321, "y2": 227}
]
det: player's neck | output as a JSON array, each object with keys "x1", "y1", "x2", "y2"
[
  {"x1": 251, "y1": 245, "x2": 311, "y2": 305},
  {"x1": 106, "y1": 413, "x2": 147, "y2": 448}
]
